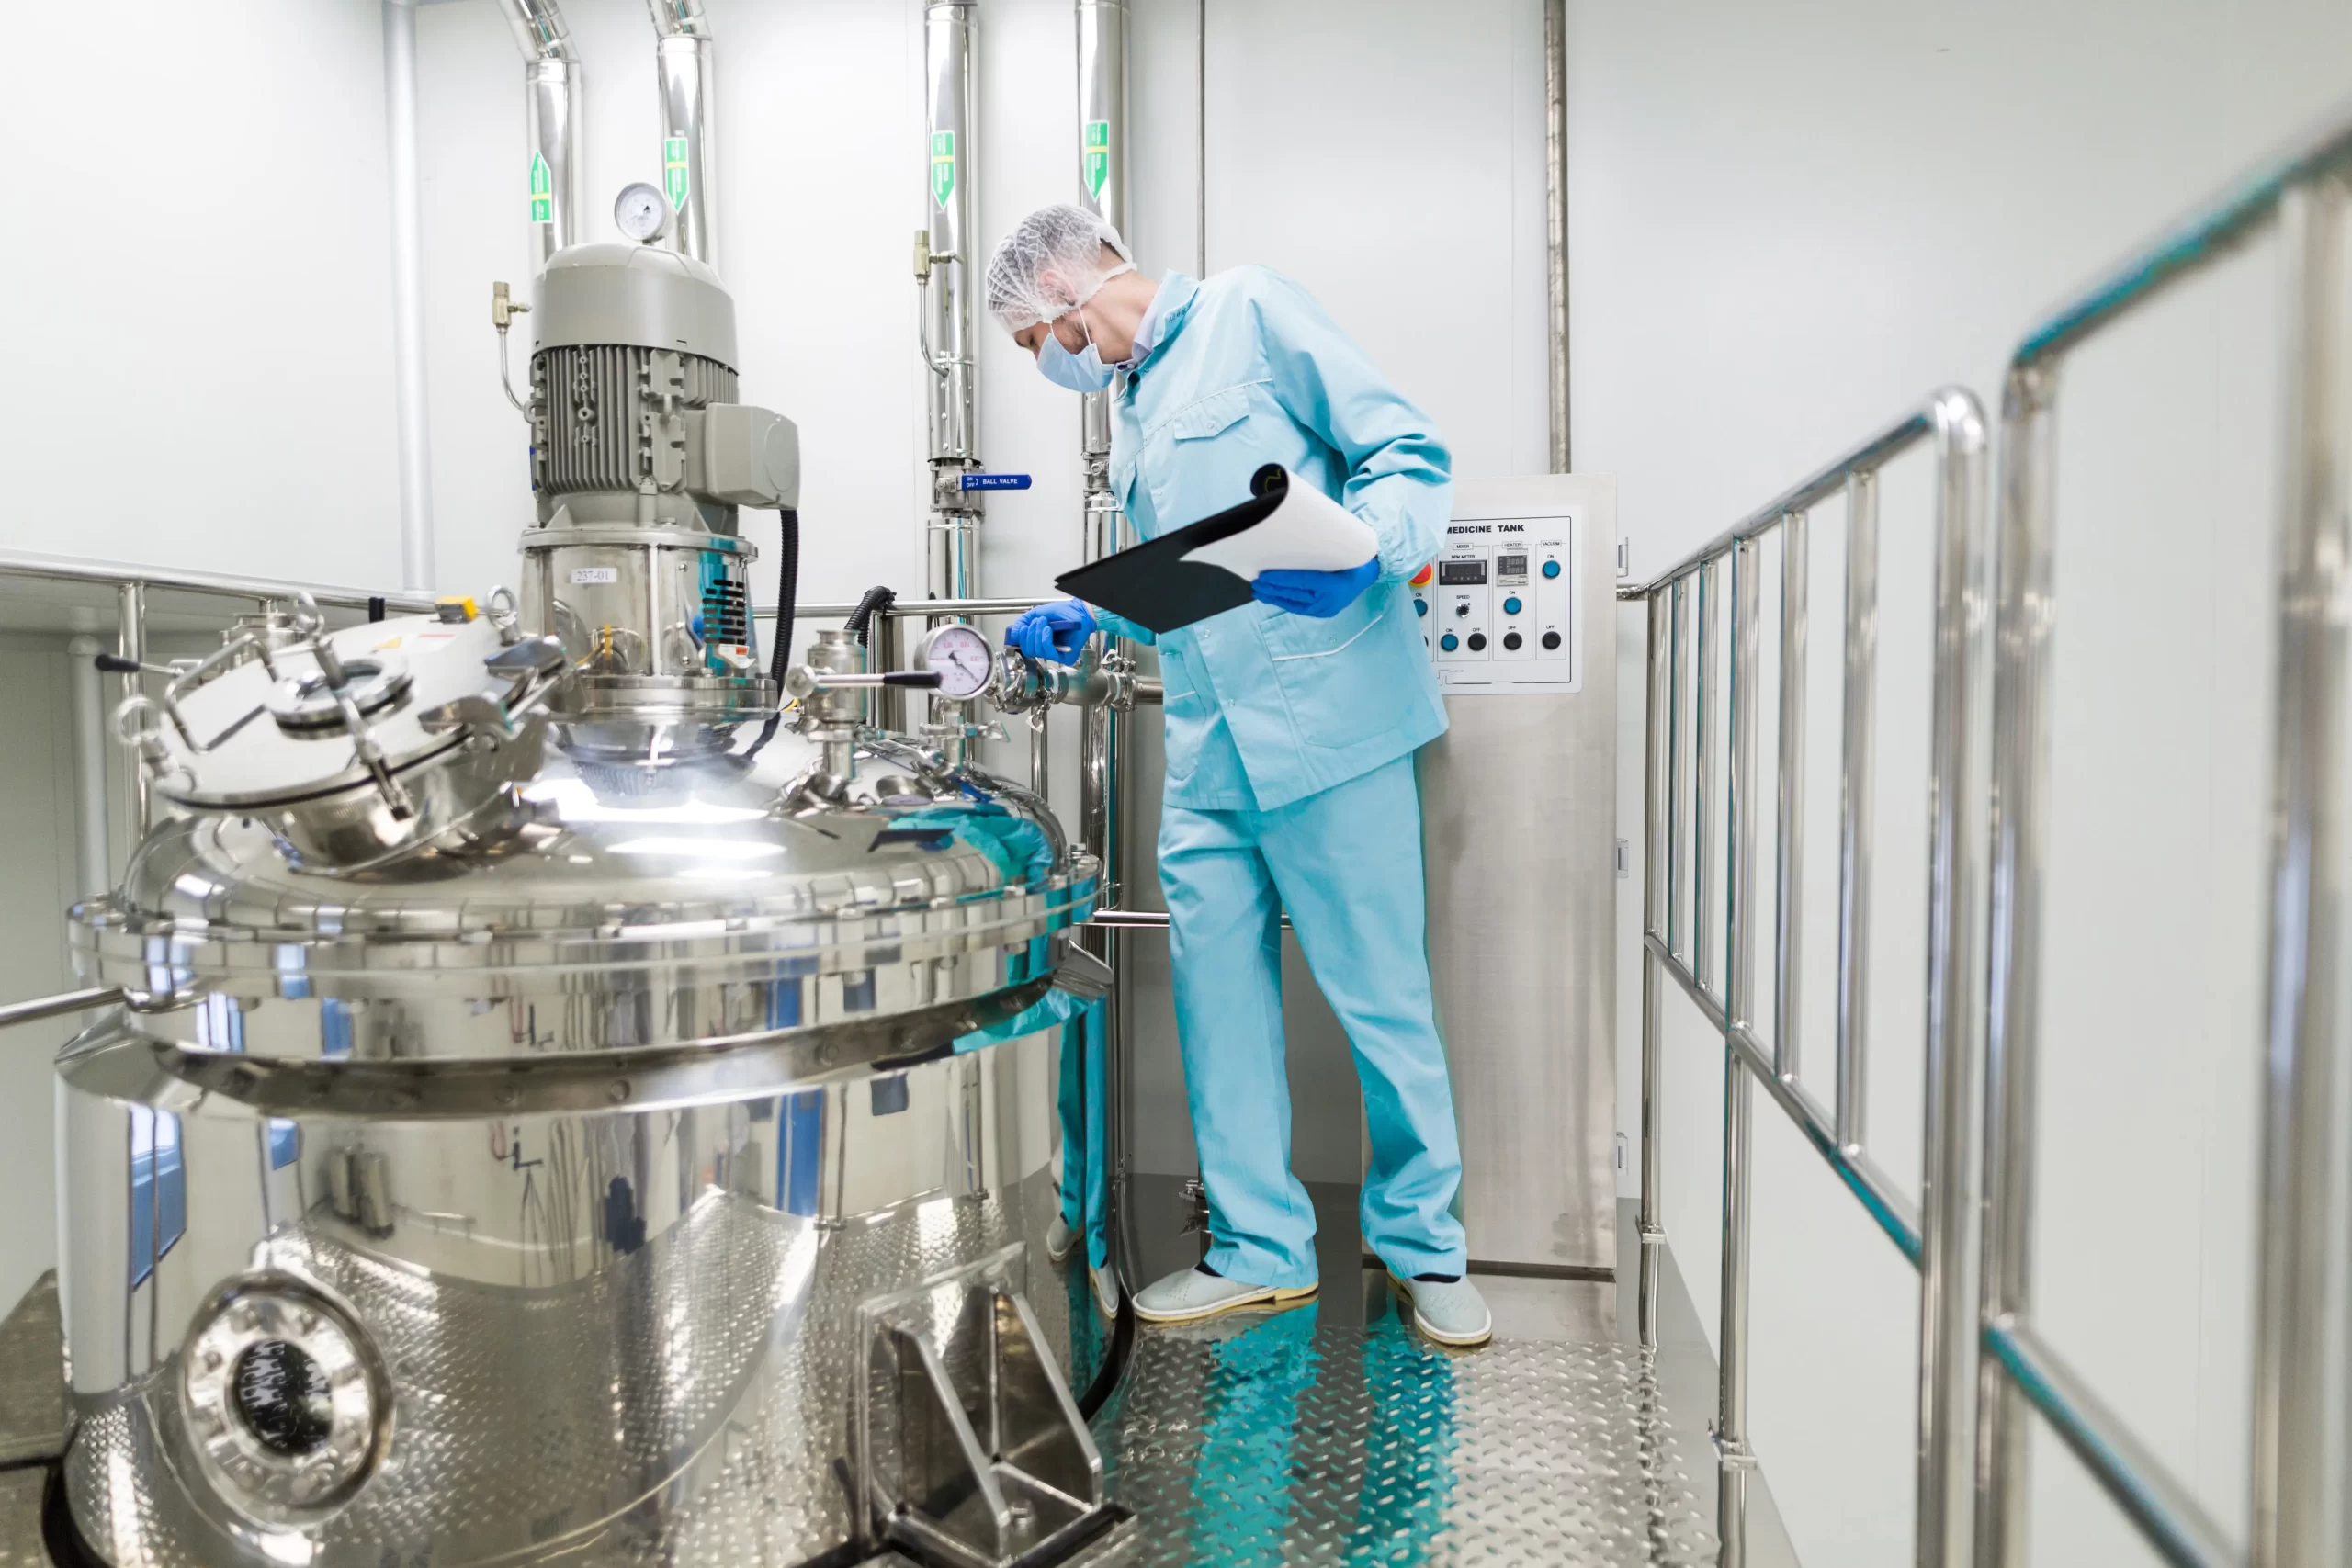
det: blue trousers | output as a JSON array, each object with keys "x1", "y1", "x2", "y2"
[{"x1": 1160, "y1": 754, "x2": 1466, "y2": 1289}]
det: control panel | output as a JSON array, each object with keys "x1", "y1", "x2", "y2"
[{"x1": 1411, "y1": 511, "x2": 1578, "y2": 694}]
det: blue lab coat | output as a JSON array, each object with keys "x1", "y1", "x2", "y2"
[{"x1": 1089, "y1": 268, "x2": 1467, "y2": 1287}]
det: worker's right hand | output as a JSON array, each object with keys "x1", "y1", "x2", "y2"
[{"x1": 1006, "y1": 599, "x2": 1097, "y2": 666}]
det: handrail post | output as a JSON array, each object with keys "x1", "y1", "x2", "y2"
[
  {"x1": 1975, "y1": 361, "x2": 2059, "y2": 1568},
  {"x1": 1836, "y1": 469, "x2": 1879, "y2": 1152},
  {"x1": 2249, "y1": 173, "x2": 2349, "y2": 1568},
  {"x1": 1695, "y1": 560, "x2": 1718, "y2": 993},
  {"x1": 1668, "y1": 576, "x2": 1689, "y2": 962},
  {"x1": 117, "y1": 581, "x2": 148, "y2": 839},
  {"x1": 1917, "y1": 390, "x2": 1990, "y2": 1568},
  {"x1": 1716, "y1": 534, "x2": 1763, "y2": 1563},
  {"x1": 1773, "y1": 511, "x2": 1807, "y2": 1082},
  {"x1": 1640, "y1": 588, "x2": 1671, "y2": 1350}
]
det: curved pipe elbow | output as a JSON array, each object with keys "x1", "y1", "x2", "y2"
[
  {"x1": 499, "y1": 0, "x2": 580, "y2": 62},
  {"x1": 645, "y1": 0, "x2": 712, "y2": 38}
]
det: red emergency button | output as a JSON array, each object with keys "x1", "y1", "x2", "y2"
[{"x1": 1408, "y1": 564, "x2": 1434, "y2": 589}]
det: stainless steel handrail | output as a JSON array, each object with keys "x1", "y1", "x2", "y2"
[
  {"x1": 1629, "y1": 388, "x2": 1991, "y2": 1568},
  {"x1": 0, "y1": 549, "x2": 437, "y2": 616},
  {"x1": 1977, "y1": 109, "x2": 2352, "y2": 1568}
]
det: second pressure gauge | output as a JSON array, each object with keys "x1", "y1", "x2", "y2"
[
  {"x1": 919, "y1": 624, "x2": 995, "y2": 701},
  {"x1": 614, "y1": 182, "x2": 673, "y2": 245}
]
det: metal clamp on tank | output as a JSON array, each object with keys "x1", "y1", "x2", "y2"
[{"x1": 990, "y1": 642, "x2": 1160, "y2": 715}]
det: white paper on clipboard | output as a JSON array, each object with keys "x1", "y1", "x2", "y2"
[{"x1": 1177, "y1": 470, "x2": 1377, "y2": 578}]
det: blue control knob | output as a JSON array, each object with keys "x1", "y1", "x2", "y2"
[
  {"x1": 1541, "y1": 559, "x2": 1562, "y2": 580},
  {"x1": 1502, "y1": 596, "x2": 1523, "y2": 615},
  {"x1": 1414, "y1": 599, "x2": 1428, "y2": 617},
  {"x1": 1439, "y1": 633, "x2": 1459, "y2": 652}
]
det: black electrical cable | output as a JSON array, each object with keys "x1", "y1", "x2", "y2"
[
  {"x1": 842, "y1": 584, "x2": 896, "y2": 649},
  {"x1": 743, "y1": 508, "x2": 801, "y2": 758}
]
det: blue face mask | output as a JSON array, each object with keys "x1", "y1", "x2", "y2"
[{"x1": 1035, "y1": 328, "x2": 1115, "y2": 393}]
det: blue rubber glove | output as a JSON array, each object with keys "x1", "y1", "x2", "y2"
[
  {"x1": 1006, "y1": 599, "x2": 1098, "y2": 665},
  {"x1": 1251, "y1": 558, "x2": 1380, "y2": 618}
]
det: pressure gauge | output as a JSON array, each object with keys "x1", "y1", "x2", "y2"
[
  {"x1": 614, "y1": 182, "x2": 673, "y2": 245},
  {"x1": 919, "y1": 624, "x2": 995, "y2": 700}
]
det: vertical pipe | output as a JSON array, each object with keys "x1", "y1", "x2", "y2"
[
  {"x1": 116, "y1": 584, "x2": 147, "y2": 842},
  {"x1": 1918, "y1": 390, "x2": 1991, "y2": 1568},
  {"x1": 67, "y1": 637, "x2": 110, "y2": 897},
  {"x1": 1639, "y1": 591, "x2": 1671, "y2": 1350},
  {"x1": 1694, "y1": 560, "x2": 1716, "y2": 994},
  {"x1": 2249, "y1": 176, "x2": 2348, "y2": 1568},
  {"x1": 499, "y1": 1, "x2": 584, "y2": 269},
  {"x1": 1837, "y1": 468, "x2": 1880, "y2": 1150},
  {"x1": 382, "y1": 0, "x2": 437, "y2": 594},
  {"x1": 1076, "y1": 0, "x2": 1128, "y2": 534},
  {"x1": 923, "y1": 0, "x2": 982, "y2": 601},
  {"x1": 1774, "y1": 511, "x2": 1807, "y2": 1079},
  {"x1": 1195, "y1": 0, "x2": 1207, "y2": 277},
  {"x1": 1076, "y1": 0, "x2": 1135, "y2": 1297},
  {"x1": 1974, "y1": 365, "x2": 2059, "y2": 1568},
  {"x1": 647, "y1": 2, "x2": 718, "y2": 270},
  {"x1": 1717, "y1": 534, "x2": 1762, "y2": 1567},
  {"x1": 1543, "y1": 0, "x2": 1569, "y2": 472}
]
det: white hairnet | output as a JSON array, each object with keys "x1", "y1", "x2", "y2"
[{"x1": 982, "y1": 204, "x2": 1134, "y2": 332}]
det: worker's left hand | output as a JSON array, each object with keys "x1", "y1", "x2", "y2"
[{"x1": 1251, "y1": 558, "x2": 1379, "y2": 618}]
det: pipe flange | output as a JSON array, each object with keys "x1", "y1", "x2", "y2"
[{"x1": 178, "y1": 1271, "x2": 392, "y2": 1528}]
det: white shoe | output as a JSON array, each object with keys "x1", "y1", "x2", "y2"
[
  {"x1": 1091, "y1": 1261, "x2": 1120, "y2": 1320},
  {"x1": 1388, "y1": 1272, "x2": 1493, "y2": 1348},
  {"x1": 1046, "y1": 1214, "x2": 1079, "y2": 1264},
  {"x1": 1132, "y1": 1265, "x2": 1317, "y2": 1325}
]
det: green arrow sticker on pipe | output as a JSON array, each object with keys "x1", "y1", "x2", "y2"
[
  {"x1": 529, "y1": 152, "x2": 552, "y2": 224},
  {"x1": 931, "y1": 130, "x2": 956, "y2": 209},
  {"x1": 664, "y1": 136, "x2": 690, "y2": 211},
  {"x1": 1083, "y1": 120, "x2": 1111, "y2": 201}
]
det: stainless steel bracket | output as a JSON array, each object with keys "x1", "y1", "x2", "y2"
[{"x1": 854, "y1": 1243, "x2": 1125, "y2": 1568}]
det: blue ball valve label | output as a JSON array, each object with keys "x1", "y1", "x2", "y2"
[{"x1": 961, "y1": 473, "x2": 1032, "y2": 491}]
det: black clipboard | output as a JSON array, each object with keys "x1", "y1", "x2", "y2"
[{"x1": 1054, "y1": 463, "x2": 1293, "y2": 635}]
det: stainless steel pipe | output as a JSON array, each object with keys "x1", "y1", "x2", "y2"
[
  {"x1": 0, "y1": 986, "x2": 122, "y2": 1030},
  {"x1": 498, "y1": 0, "x2": 584, "y2": 269},
  {"x1": 1075, "y1": 0, "x2": 1128, "y2": 510},
  {"x1": 646, "y1": 0, "x2": 717, "y2": 267},
  {"x1": 383, "y1": 0, "x2": 437, "y2": 593},
  {"x1": 922, "y1": 0, "x2": 982, "y2": 600},
  {"x1": 1543, "y1": 0, "x2": 1569, "y2": 472}
]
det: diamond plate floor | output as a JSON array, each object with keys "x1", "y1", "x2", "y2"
[{"x1": 1089, "y1": 1303, "x2": 1719, "y2": 1567}]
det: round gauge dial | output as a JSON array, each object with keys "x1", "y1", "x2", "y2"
[
  {"x1": 920, "y1": 624, "x2": 995, "y2": 700},
  {"x1": 613, "y1": 182, "x2": 673, "y2": 244}
]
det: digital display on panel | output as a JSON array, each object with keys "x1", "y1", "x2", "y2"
[
  {"x1": 1497, "y1": 554, "x2": 1528, "y2": 576},
  {"x1": 1438, "y1": 560, "x2": 1487, "y2": 585}
]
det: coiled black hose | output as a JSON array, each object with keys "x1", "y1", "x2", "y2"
[{"x1": 745, "y1": 507, "x2": 800, "y2": 758}]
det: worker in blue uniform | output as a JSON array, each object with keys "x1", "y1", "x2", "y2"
[{"x1": 981, "y1": 204, "x2": 1490, "y2": 1348}]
